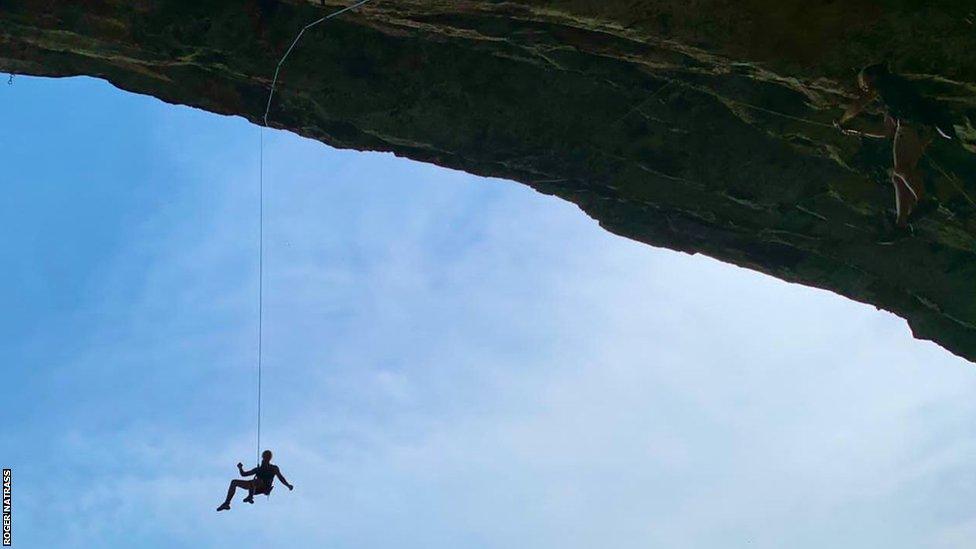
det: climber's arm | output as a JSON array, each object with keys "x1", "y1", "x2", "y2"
[
  {"x1": 837, "y1": 89, "x2": 877, "y2": 126},
  {"x1": 838, "y1": 124, "x2": 891, "y2": 139},
  {"x1": 275, "y1": 467, "x2": 294, "y2": 490},
  {"x1": 835, "y1": 89, "x2": 895, "y2": 139},
  {"x1": 835, "y1": 111, "x2": 896, "y2": 140},
  {"x1": 238, "y1": 462, "x2": 256, "y2": 477}
]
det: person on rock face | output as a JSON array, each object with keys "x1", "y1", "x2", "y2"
[
  {"x1": 217, "y1": 450, "x2": 293, "y2": 511},
  {"x1": 835, "y1": 62, "x2": 955, "y2": 229}
]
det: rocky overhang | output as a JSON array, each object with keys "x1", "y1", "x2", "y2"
[{"x1": 3, "y1": 0, "x2": 976, "y2": 361}]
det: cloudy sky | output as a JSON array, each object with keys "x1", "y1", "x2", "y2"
[{"x1": 3, "y1": 75, "x2": 976, "y2": 548}]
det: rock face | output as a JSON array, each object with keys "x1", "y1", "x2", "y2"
[{"x1": 3, "y1": 1, "x2": 976, "y2": 360}]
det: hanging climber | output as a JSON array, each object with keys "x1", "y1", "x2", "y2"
[
  {"x1": 834, "y1": 62, "x2": 955, "y2": 229},
  {"x1": 217, "y1": 450, "x2": 294, "y2": 511}
]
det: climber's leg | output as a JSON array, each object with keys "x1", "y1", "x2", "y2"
[
  {"x1": 218, "y1": 479, "x2": 254, "y2": 511},
  {"x1": 893, "y1": 121, "x2": 927, "y2": 203}
]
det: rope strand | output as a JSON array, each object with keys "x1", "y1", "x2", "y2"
[
  {"x1": 256, "y1": 0, "x2": 376, "y2": 464},
  {"x1": 263, "y1": 0, "x2": 375, "y2": 126},
  {"x1": 257, "y1": 125, "x2": 264, "y2": 465}
]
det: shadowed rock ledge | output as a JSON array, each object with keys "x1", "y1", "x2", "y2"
[{"x1": 3, "y1": 1, "x2": 976, "y2": 361}]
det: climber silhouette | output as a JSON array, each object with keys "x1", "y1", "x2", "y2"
[
  {"x1": 835, "y1": 63, "x2": 955, "y2": 229},
  {"x1": 217, "y1": 450, "x2": 293, "y2": 511}
]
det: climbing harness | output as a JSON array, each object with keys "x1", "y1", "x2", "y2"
[{"x1": 254, "y1": 0, "x2": 376, "y2": 466}]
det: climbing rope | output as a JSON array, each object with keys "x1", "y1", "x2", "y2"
[
  {"x1": 263, "y1": 0, "x2": 375, "y2": 126},
  {"x1": 256, "y1": 0, "x2": 376, "y2": 465},
  {"x1": 257, "y1": 124, "x2": 264, "y2": 466}
]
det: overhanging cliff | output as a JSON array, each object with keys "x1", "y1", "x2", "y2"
[{"x1": 3, "y1": 1, "x2": 976, "y2": 361}]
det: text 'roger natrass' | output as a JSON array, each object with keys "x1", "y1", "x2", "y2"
[{"x1": 2, "y1": 468, "x2": 10, "y2": 547}]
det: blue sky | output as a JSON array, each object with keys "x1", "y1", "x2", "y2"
[{"x1": 3, "y1": 75, "x2": 976, "y2": 548}]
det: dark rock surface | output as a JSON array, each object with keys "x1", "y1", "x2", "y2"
[{"x1": 3, "y1": 1, "x2": 976, "y2": 360}]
